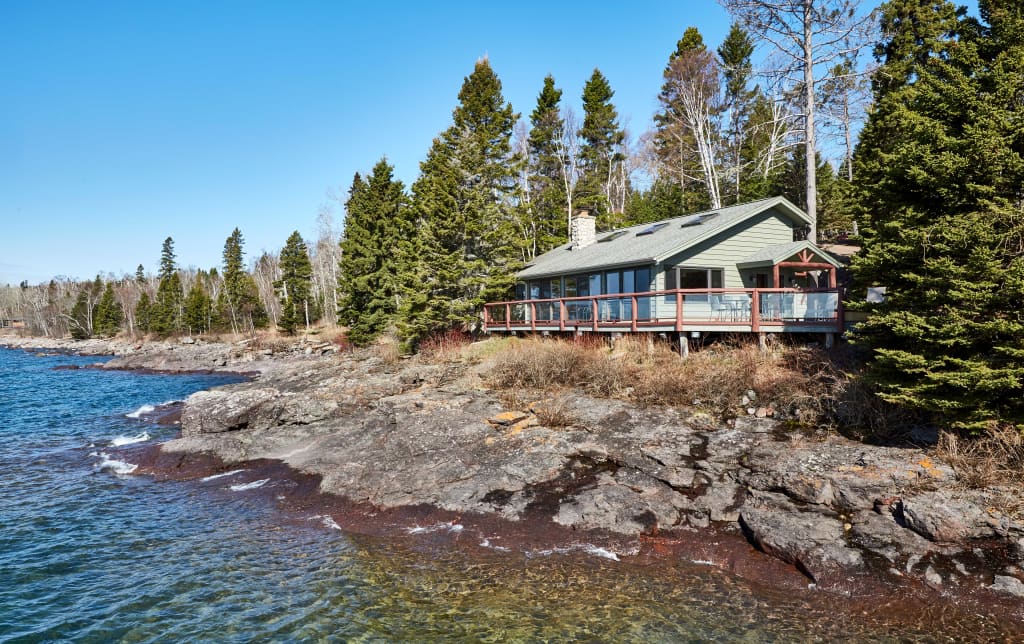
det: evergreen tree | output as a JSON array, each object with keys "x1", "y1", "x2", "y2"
[
  {"x1": 183, "y1": 280, "x2": 212, "y2": 335},
  {"x1": 277, "y1": 231, "x2": 316, "y2": 335},
  {"x1": 135, "y1": 264, "x2": 146, "y2": 284},
  {"x1": 399, "y1": 58, "x2": 520, "y2": 349},
  {"x1": 578, "y1": 68, "x2": 626, "y2": 228},
  {"x1": 135, "y1": 292, "x2": 152, "y2": 333},
  {"x1": 69, "y1": 289, "x2": 92, "y2": 339},
  {"x1": 623, "y1": 179, "x2": 688, "y2": 225},
  {"x1": 338, "y1": 161, "x2": 409, "y2": 345},
  {"x1": 220, "y1": 228, "x2": 267, "y2": 335},
  {"x1": 152, "y1": 237, "x2": 183, "y2": 335},
  {"x1": 717, "y1": 23, "x2": 757, "y2": 205},
  {"x1": 524, "y1": 75, "x2": 569, "y2": 256},
  {"x1": 851, "y1": 0, "x2": 1024, "y2": 430},
  {"x1": 652, "y1": 28, "x2": 714, "y2": 213},
  {"x1": 94, "y1": 282, "x2": 123, "y2": 336}
]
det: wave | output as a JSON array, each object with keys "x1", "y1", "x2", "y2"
[
  {"x1": 309, "y1": 515, "x2": 342, "y2": 530},
  {"x1": 479, "y1": 538, "x2": 511, "y2": 552},
  {"x1": 406, "y1": 521, "x2": 464, "y2": 535},
  {"x1": 526, "y1": 543, "x2": 622, "y2": 562},
  {"x1": 200, "y1": 469, "x2": 247, "y2": 482},
  {"x1": 110, "y1": 432, "x2": 150, "y2": 447},
  {"x1": 125, "y1": 404, "x2": 156, "y2": 419},
  {"x1": 229, "y1": 478, "x2": 270, "y2": 492},
  {"x1": 94, "y1": 452, "x2": 138, "y2": 476}
]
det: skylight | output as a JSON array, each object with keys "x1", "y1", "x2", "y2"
[
  {"x1": 680, "y1": 212, "x2": 719, "y2": 227},
  {"x1": 636, "y1": 222, "x2": 669, "y2": 236},
  {"x1": 598, "y1": 230, "x2": 628, "y2": 242}
]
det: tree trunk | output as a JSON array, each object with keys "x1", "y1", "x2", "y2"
[{"x1": 803, "y1": 0, "x2": 817, "y2": 242}]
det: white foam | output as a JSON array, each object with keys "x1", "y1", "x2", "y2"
[
  {"x1": 110, "y1": 432, "x2": 150, "y2": 447},
  {"x1": 583, "y1": 545, "x2": 620, "y2": 561},
  {"x1": 526, "y1": 543, "x2": 622, "y2": 561},
  {"x1": 95, "y1": 452, "x2": 138, "y2": 476},
  {"x1": 200, "y1": 469, "x2": 247, "y2": 482},
  {"x1": 479, "y1": 538, "x2": 511, "y2": 552},
  {"x1": 321, "y1": 516, "x2": 341, "y2": 530},
  {"x1": 229, "y1": 478, "x2": 269, "y2": 491},
  {"x1": 125, "y1": 404, "x2": 156, "y2": 419},
  {"x1": 406, "y1": 521, "x2": 464, "y2": 535}
]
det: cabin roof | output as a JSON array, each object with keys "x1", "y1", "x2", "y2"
[
  {"x1": 517, "y1": 196, "x2": 811, "y2": 280},
  {"x1": 736, "y1": 240, "x2": 843, "y2": 269}
]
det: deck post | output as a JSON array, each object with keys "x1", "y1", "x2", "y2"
[
  {"x1": 825, "y1": 332, "x2": 835, "y2": 350},
  {"x1": 678, "y1": 332, "x2": 689, "y2": 359},
  {"x1": 591, "y1": 297, "x2": 598, "y2": 332},
  {"x1": 758, "y1": 332, "x2": 767, "y2": 351},
  {"x1": 559, "y1": 300, "x2": 566, "y2": 332},
  {"x1": 674, "y1": 291, "x2": 683, "y2": 332},
  {"x1": 530, "y1": 302, "x2": 536, "y2": 332},
  {"x1": 505, "y1": 303, "x2": 511, "y2": 331},
  {"x1": 630, "y1": 295, "x2": 638, "y2": 332},
  {"x1": 751, "y1": 289, "x2": 760, "y2": 333}
]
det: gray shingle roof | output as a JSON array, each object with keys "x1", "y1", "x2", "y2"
[
  {"x1": 518, "y1": 196, "x2": 809, "y2": 279},
  {"x1": 737, "y1": 240, "x2": 843, "y2": 268}
]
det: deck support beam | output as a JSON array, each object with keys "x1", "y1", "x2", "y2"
[
  {"x1": 758, "y1": 332, "x2": 767, "y2": 351},
  {"x1": 678, "y1": 333, "x2": 689, "y2": 359}
]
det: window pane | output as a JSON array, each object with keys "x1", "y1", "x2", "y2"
[
  {"x1": 577, "y1": 275, "x2": 590, "y2": 296},
  {"x1": 711, "y1": 270, "x2": 723, "y2": 289},
  {"x1": 590, "y1": 274, "x2": 602, "y2": 295},
  {"x1": 623, "y1": 270, "x2": 635, "y2": 294},
  {"x1": 680, "y1": 270, "x2": 707, "y2": 289},
  {"x1": 635, "y1": 267, "x2": 651, "y2": 293},
  {"x1": 529, "y1": 282, "x2": 542, "y2": 299},
  {"x1": 564, "y1": 277, "x2": 577, "y2": 297},
  {"x1": 515, "y1": 282, "x2": 526, "y2": 300},
  {"x1": 606, "y1": 271, "x2": 621, "y2": 294},
  {"x1": 550, "y1": 279, "x2": 561, "y2": 298}
]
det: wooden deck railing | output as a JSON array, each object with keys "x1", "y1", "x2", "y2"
[{"x1": 483, "y1": 287, "x2": 844, "y2": 334}]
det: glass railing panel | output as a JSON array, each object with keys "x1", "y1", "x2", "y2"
[
  {"x1": 511, "y1": 303, "x2": 528, "y2": 322},
  {"x1": 682, "y1": 293, "x2": 712, "y2": 320}
]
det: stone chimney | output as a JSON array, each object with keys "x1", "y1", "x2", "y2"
[{"x1": 570, "y1": 209, "x2": 596, "y2": 249}]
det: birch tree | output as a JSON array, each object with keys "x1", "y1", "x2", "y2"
[{"x1": 720, "y1": 0, "x2": 874, "y2": 240}]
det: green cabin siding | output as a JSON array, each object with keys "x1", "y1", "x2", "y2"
[{"x1": 658, "y1": 209, "x2": 795, "y2": 289}]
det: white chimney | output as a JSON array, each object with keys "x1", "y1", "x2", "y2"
[{"x1": 570, "y1": 209, "x2": 596, "y2": 249}]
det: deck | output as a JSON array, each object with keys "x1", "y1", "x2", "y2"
[{"x1": 484, "y1": 288, "x2": 844, "y2": 336}]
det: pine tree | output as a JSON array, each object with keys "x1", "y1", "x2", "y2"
[
  {"x1": 524, "y1": 75, "x2": 569, "y2": 256},
  {"x1": 338, "y1": 161, "x2": 409, "y2": 345},
  {"x1": 399, "y1": 58, "x2": 520, "y2": 349},
  {"x1": 277, "y1": 231, "x2": 315, "y2": 335},
  {"x1": 718, "y1": 23, "x2": 757, "y2": 205},
  {"x1": 152, "y1": 237, "x2": 183, "y2": 335},
  {"x1": 578, "y1": 68, "x2": 626, "y2": 228},
  {"x1": 220, "y1": 228, "x2": 267, "y2": 335},
  {"x1": 69, "y1": 289, "x2": 92, "y2": 339},
  {"x1": 94, "y1": 282, "x2": 122, "y2": 336},
  {"x1": 135, "y1": 292, "x2": 152, "y2": 333},
  {"x1": 652, "y1": 29, "x2": 715, "y2": 213},
  {"x1": 183, "y1": 280, "x2": 212, "y2": 335},
  {"x1": 851, "y1": 0, "x2": 1024, "y2": 430}
]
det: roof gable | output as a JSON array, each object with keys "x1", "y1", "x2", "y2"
[
  {"x1": 736, "y1": 240, "x2": 843, "y2": 269},
  {"x1": 517, "y1": 196, "x2": 810, "y2": 279}
]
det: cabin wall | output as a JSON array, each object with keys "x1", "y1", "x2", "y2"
[{"x1": 661, "y1": 209, "x2": 795, "y2": 289}]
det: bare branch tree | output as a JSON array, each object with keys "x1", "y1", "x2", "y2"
[{"x1": 720, "y1": 0, "x2": 875, "y2": 240}]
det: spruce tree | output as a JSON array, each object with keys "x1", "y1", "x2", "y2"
[
  {"x1": 524, "y1": 75, "x2": 569, "y2": 256},
  {"x1": 94, "y1": 282, "x2": 122, "y2": 336},
  {"x1": 852, "y1": 0, "x2": 1024, "y2": 430},
  {"x1": 338, "y1": 161, "x2": 408, "y2": 345},
  {"x1": 69, "y1": 289, "x2": 92, "y2": 339},
  {"x1": 220, "y1": 228, "x2": 267, "y2": 335},
  {"x1": 135, "y1": 292, "x2": 152, "y2": 333},
  {"x1": 717, "y1": 23, "x2": 757, "y2": 205},
  {"x1": 399, "y1": 58, "x2": 520, "y2": 349},
  {"x1": 277, "y1": 231, "x2": 315, "y2": 335},
  {"x1": 152, "y1": 237, "x2": 183, "y2": 335},
  {"x1": 578, "y1": 68, "x2": 626, "y2": 228},
  {"x1": 183, "y1": 280, "x2": 212, "y2": 335}
]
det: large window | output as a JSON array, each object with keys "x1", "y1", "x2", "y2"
[{"x1": 678, "y1": 267, "x2": 723, "y2": 289}]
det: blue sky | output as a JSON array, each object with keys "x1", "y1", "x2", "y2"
[{"x1": 1, "y1": 0, "x2": 897, "y2": 285}]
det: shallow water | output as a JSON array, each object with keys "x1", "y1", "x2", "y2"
[{"x1": 0, "y1": 347, "x2": 1017, "y2": 642}]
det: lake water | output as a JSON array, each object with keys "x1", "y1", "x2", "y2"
[{"x1": 0, "y1": 346, "x2": 1018, "y2": 642}]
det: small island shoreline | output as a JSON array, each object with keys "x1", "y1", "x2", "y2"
[{"x1": 5, "y1": 333, "x2": 1024, "y2": 632}]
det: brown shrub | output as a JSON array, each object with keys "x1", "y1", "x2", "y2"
[
  {"x1": 935, "y1": 425, "x2": 1024, "y2": 490},
  {"x1": 419, "y1": 330, "x2": 473, "y2": 363}
]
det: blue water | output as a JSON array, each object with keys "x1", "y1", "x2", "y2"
[{"x1": 1, "y1": 347, "x2": 1019, "y2": 642}]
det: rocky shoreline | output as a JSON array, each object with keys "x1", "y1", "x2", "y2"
[{"x1": 4, "y1": 333, "x2": 1023, "y2": 626}]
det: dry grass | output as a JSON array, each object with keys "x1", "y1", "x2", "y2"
[
  {"x1": 934, "y1": 425, "x2": 1024, "y2": 489},
  {"x1": 418, "y1": 330, "x2": 473, "y2": 363},
  {"x1": 485, "y1": 335, "x2": 853, "y2": 425},
  {"x1": 530, "y1": 396, "x2": 577, "y2": 428}
]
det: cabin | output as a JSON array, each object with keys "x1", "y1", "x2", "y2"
[{"x1": 483, "y1": 196, "x2": 845, "y2": 352}]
